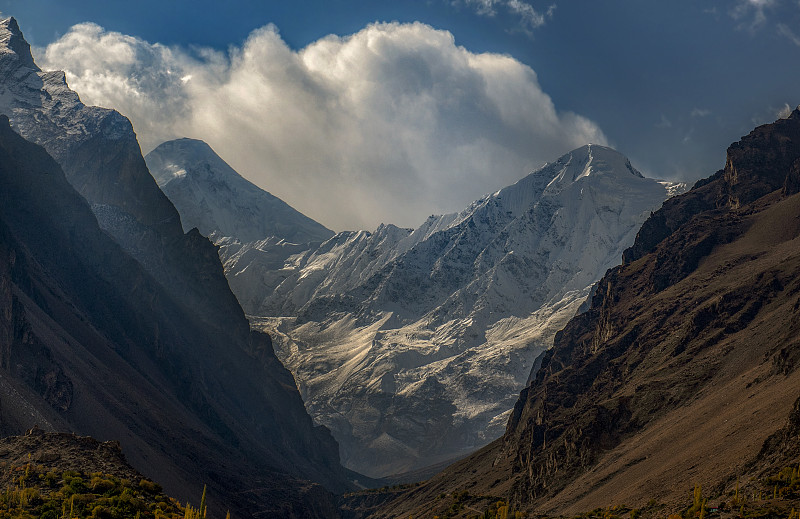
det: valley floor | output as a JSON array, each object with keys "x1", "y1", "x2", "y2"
[{"x1": 341, "y1": 461, "x2": 800, "y2": 519}]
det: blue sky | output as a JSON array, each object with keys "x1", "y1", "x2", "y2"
[{"x1": 2, "y1": 1, "x2": 799, "y2": 230}]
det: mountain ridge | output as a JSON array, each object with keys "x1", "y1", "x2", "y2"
[
  {"x1": 359, "y1": 107, "x2": 800, "y2": 517},
  {"x1": 0, "y1": 18, "x2": 350, "y2": 517},
  {"x1": 151, "y1": 136, "x2": 682, "y2": 477},
  {"x1": 0, "y1": 16, "x2": 245, "y2": 338}
]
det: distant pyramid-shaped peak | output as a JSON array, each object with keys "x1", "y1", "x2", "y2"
[{"x1": 557, "y1": 144, "x2": 644, "y2": 181}]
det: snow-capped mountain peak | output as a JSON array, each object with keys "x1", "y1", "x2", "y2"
[
  {"x1": 149, "y1": 138, "x2": 233, "y2": 187},
  {"x1": 224, "y1": 144, "x2": 684, "y2": 476},
  {"x1": 146, "y1": 138, "x2": 334, "y2": 244},
  {"x1": 543, "y1": 144, "x2": 642, "y2": 191}
]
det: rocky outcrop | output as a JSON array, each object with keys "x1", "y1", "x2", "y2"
[
  {"x1": 0, "y1": 428, "x2": 139, "y2": 485},
  {"x1": 622, "y1": 107, "x2": 800, "y2": 264}
]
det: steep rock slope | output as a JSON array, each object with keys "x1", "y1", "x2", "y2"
[
  {"x1": 221, "y1": 144, "x2": 679, "y2": 477},
  {"x1": 0, "y1": 17, "x2": 239, "y2": 337},
  {"x1": 0, "y1": 17, "x2": 350, "y2": 517},
  {"x1": 0, "y1": 114, "x2": 351, "y2": 516},
  {"x1": 145, "y1": 138, "x2": 334, "y2": 244},
  {"x1": 364, "y1": 108, "x2": 800, "y2": 517},
  {"x1": 0, "y1": 115, "x2": 349, "y2": 516}
]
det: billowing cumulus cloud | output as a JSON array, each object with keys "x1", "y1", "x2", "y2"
[{"x1": 41, "y1": 22, "x2": 606, "y2": 231}]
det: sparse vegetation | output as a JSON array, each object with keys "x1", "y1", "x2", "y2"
[
  {"x1": 348, "y1": 461, "x2": 800, "y2": 519},
  {"x1": 0, "y1": 461, "x2": 224, "y2": 519}
]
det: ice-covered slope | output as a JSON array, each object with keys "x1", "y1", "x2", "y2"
[
  {"x1": 239, "y1": 144, "x2": 684, "y2": 477},
  {"x1": 145, "y1": 138, "x2": 334, "y2": 244}
]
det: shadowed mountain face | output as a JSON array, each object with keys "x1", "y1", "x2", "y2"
[
  {"x1": 359, "y1": 110, "x2": 800, "y2": 517},
  {"x1": 0, "y1": 115, "x2": 348, "y2": 517},
  {"x1": 0, "y1": 16, "x2": 349, "y2": 518},
  {"x1": 0, "y1": 16, "x2": 241, "y2": 344}
]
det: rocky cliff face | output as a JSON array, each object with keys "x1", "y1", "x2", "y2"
[
  {"x1": 363, "y1": 108, "x2": 800, "y2": 517},
  {"x1": 0, "y1": 17, "x2": 241, "y2": 337},
  {"x1": 0, "y1": 17, "x2": 350, "y2": 517},
  {"x1": 501, "y1": 107, "x2": 800, "y2": 511}
]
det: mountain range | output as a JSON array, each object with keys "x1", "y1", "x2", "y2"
[
  {"x1": 352, "y1": 107, "x2": 800, "y2": 517},
  {"x1": 147, "y1": 137, "x2": 684, "y2": 477},
  {"x1": 0, "y1": 17, "x2": 349, "y2": 517},
  {"x1": 3, "y1": 12, "x2": 798, "y2": 519}
]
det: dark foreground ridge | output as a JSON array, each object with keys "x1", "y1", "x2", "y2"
[
  {"x1": 0, "y1": 15, "x2": 352, "y2": 515},
  {"x1": 354, "y1": 109, "x2": 800, "y2": 517}
]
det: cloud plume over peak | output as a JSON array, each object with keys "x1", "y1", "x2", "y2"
[{"x1": 41, "y1": 21, "x2": 605, "y2": 231}]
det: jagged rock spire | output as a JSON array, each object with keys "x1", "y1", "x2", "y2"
[{"x1": 0, "y1": 17, "x2": 37, "y2": 69}]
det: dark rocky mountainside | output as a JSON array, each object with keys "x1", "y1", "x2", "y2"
[
  {"x1": 359, "y1": 109, "x2": 800, "y2": 517},
  {"x1": 0, "y1": 16, "x2": 241, "y2": 348},
  {"x1": 0, "y1": 15, "x2": 351, "y2": 516},
  {"x1": 0, "y1": 115, "x2": 348, "y2": 516}
]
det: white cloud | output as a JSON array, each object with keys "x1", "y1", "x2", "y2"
[
  {"x1": 777, "y1": 102, "x2": 793, "y2": 118},
  {"x1": 507, "y1": 0, "x2": 545, "y2": 29},
  {"x1": 730, "y1": 0, "x2": 777, "y2": 29},
  {"x1": 459, "y1": 0, "x2": 498, "y2": 16},
  {"x1": 690, "y1": 108, "x2": 711, "y2": 117},
  {"x1": 778, "y1": 22, "x2": 800, "y2": 45},
  {"x1": 40, "y1": 21, "x2": 605, "y2": 231},
  {"x1": 458, "y1": 0, "x2": 555, "y2": 32},
  {"x1": 750, "y1": 102, "x2": 794, "y2": 125}
]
